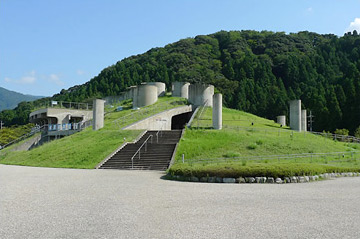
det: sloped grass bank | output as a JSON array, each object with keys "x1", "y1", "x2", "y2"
[
  {"x1": 170, "y1": 107, "x2": 360, "y2": 179},
  {"x1": 0, "y1": 128, "x2": 140, "y2": 169}
]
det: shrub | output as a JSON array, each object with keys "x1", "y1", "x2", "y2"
[
  {"x1": 334, "y1": 128, "x2": 349, "y2": 136},
  {"x1": 247, "y1": 144, "x2": 257, "y2": 150},
  {"x1": 355, "y1": 126, "x2": 360, "y2": 138}
]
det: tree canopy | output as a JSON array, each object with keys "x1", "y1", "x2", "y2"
[{"x1": 1, "y1": 30, "x2": 360, "y2": 134}]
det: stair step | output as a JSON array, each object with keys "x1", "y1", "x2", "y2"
[{"x1": 99, "y1": 130, "x2": 182, "y2": 171}]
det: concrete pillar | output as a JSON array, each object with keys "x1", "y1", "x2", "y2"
[
  {"x1": 93, "y1": 99, "x2": 105, "y2": 130},
  {"x1": 172, "y1": 82, "x2": 190, "y2": 98},
  {"x1": 136, "y1": 84, "x2": 158, "y2": 107},
  {"x1": 132, "y1": 86, "x2": 139, "y2": 109},
  {"x1": 301, "y1": 109, "x2": 307, "y2": 132},
  {"x1": 142, "y1": 82, "x2": 166, "y2": 96},
  {"x1": 277, "y1": 115, "x2": 286, "y2": 127},
  {"x1": 289, "y1": 100, "x2": 301, "y2": 132},
  {"x1": 212, "y1": 94, "x2": 222, "y2": 130},
  {"x1": 188, "y1": 83, "x2": 214, "y2": 107}
]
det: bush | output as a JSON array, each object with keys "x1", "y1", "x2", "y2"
[
  {"x1": 355, "y1": 126, "x2": 360, "y2": 138},
  {"x1": 334, "y1": 128, "x2": 349, "y2": 136}
]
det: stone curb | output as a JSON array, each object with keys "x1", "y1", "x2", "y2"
[{"x1": 167, "y1": 172, "x2": 360, "y2": 184}]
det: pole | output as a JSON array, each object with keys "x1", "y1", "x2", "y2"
[{"x1": 0, "y1": 120, "x2": 3, "y2": 130}]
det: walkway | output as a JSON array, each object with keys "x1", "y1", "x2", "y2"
[{"x1": 1, "y1": 165, "x2": 360, "y2": 238}]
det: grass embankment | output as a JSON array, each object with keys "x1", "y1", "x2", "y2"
[
  {"x1": 0, "y1": 96, "x2": 187, "y2": 168},
  {"x1": 104, "y1": 96, "x2": 187, "y2": 129},
  {"x1": 0, "y1": 128, "x2": 141, "y2": 168},
  {"x1": 169, "y1": 107, "x2": 360, "y2": 178}
]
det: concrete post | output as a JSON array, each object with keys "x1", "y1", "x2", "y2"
[
  {"x1": 277, "y1": 115, "x2": 286, "y2": 127},
  {"x1": 137, "y1": 84, "x2": 158, "y2": 107},
  {"x1": 289, "y1": 100, "x2": 301, "y2": 132},
  {"x1": 188, "y1": 83, "x2": 214, "y2": 107},
  {"x1": 132, "y1": 86, "x2": 138, "y2": 109},
  {"x1": 93, "y1": 99, "x2": 105, "y2": 130},
  {"x1": 172, "y1": 82, "x2": 190, "y2": 98},
  {"x1": 301, "y1": 109, "x2": 307, "y2": 132},
  {"x1": 212, "y1": 94, "x2": 222, "y2": 130}
]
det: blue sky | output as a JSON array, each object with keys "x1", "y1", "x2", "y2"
[{"x1": 1, "y1": 0, "x2": 360, "y2": 97}]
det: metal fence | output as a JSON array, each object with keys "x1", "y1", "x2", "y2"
[{"x1": 36, "y1": 101, "x2": 93, "y2": 110}]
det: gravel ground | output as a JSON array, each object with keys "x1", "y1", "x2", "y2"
[{"x1": 1, "y1": 164, "x2": 360, "y2": 239}]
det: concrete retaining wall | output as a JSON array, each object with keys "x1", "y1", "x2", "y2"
[{"x1": 123, "y1": 105, "x2": 192, "y2": 130}]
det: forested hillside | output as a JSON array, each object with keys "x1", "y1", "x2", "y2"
[
  {"x1": 0, "y1": 87, "x2": 44, "y2": 110},
  {"x1": 1, "y1": 30, "x2": 360, "y2": 133}
]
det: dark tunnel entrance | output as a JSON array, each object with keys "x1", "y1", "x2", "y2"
[{"x1": 171, "y1": 112, "x2": 193, "y2": 130}]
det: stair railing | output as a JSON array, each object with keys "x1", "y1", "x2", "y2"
[{"x1": 130, "y1": 135, "x2": 153, "y2": 169}]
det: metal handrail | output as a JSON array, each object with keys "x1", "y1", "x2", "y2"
[
  {"x1": 130, "y1": 135, "x2": 153, "y2": 169},
  {"x1": 0, "y1": 125, "x2": 45, "y2": 150},
  {"x1": 196, "y1": 100, "x2": 209, "y2": 128}
]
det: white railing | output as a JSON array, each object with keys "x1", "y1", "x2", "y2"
[{"x1": 130, "y1": 135, "x2": 153, "y2": 169}]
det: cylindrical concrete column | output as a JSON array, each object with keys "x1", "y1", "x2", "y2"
[
  {"x1": 93, "y1": 99, "x2": 105, "y2": 130},
  {"x1": 289, "y1": 100, "x2": 301, "y2": 132},
  {"x1": 188, "y1": 83, "x2": 214, "y2": 107},
  {"x1": 212, "y1": 94, "x2": 222, "y2": 130},
  {"x1": 142, "y1": 82, "x2": 166, "y2": 96},
  {"x1": 132, "y1": 86, "x2": 139, "y2": 109},
  {"x1": 301, "y1": 109, "x2": 307, "y2": 132},
  {"x1": 137, "y1": 84, "x2": 158, "y2": 107},
  {"x1": 172, "y1": 82, "x2": 190, "y2": 98},
  {"x1": 277, "y1": 115, "x2": 286, "y2": 127}
]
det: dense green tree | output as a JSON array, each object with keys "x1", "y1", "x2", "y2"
[{"x1": 2, "y1": 30, "x2": 360, "y2": 134}]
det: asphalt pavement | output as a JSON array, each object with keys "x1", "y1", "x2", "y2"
[{"x1": 1, "y1": 164, "x2": 360, "y2": 239}]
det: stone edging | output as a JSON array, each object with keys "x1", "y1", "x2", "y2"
[{"x1": 167, "y1": 172, "x2": 360, "y2": 184}]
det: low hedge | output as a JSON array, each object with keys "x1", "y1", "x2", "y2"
[{"x1": 168, "y1": 163, "x2": 360, "y2": 178}]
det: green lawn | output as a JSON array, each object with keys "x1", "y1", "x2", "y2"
[
  {"x1": 0, "y1": 128, "x2": 141, "y2": 169},
  {"x1": 0, "y1": 96, "x2": 187, "y2": 169},
  {"x1": 169, "y1": 106, "x2": 360, "y2": 178}
]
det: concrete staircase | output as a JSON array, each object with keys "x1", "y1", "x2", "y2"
[{"x1": 99, "y1": 130, "x2": 182, "y2": 170}]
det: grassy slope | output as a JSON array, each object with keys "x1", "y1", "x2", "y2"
[
  {"x1": 0, "y1": 96, "x2": 187, "y2": 168},
  {"x1": 169, "y1": 107, "x2": 360, "y2": 177}
]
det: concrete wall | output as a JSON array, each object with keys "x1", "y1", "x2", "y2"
[
  {"x1": 212, "y1": 94, "x2": 222, "y2": 130},
  {"x1": 135, "y1": 84, "x2": 158, "y2": 108},
  {"x1": 123, "y1": 105, "x2": 192, "y2": 130},
  {"x1": 104, "y1": 86, "x2": 136, "y2": 105},
  {"x1": 301, "y1": 109, "x2": 307, "y2": 132},
  {"x1": 188, "y1": 83, "x2": 214, "y2": 107},
  {"x1": 289, "y1": 100, "x2": 301, "y2": 131},
  {"x1": 172, "y1": 82, "x2": 190, "y2": 98},
  {"x1": 142, "y1": 82, "x2": 166, "y2": 96},
  {"x1": 277, "y1": 115, "x2": 286, "y2": 126},
  {"x1": 93, "y1": 99, "x2": 105, "y2": 130}
]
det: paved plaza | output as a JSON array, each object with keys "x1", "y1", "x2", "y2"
[{"x1": 1, "y1": 164, "x2": 360, "y2": 238}]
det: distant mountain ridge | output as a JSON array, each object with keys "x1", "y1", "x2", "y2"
[{"x1": 0, "y1": 87, "x2": 44, "y2": 110}]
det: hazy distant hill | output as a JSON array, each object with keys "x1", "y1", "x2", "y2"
[{"x1": 0, "y1": 87, "x2": 44, "y2": 110}]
